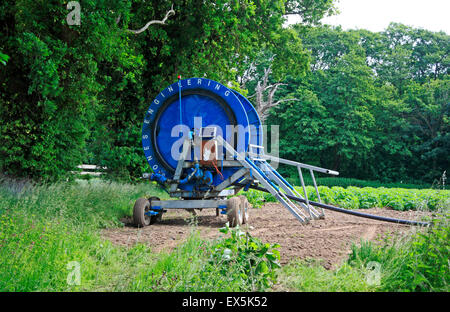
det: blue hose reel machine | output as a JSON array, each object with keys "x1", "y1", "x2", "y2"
[
  {"x1": 134, "y1": 77, "x2": 338, "y2": 227},
  {"x1": 134, "y1": 77, "x2": 265, "y2": 227},
  {"x1": 141, "y1": 78, "x2": 262, "y2": 192},
  {"x1": 134, "y1": 77, "x2": 430, "y2": 228}
]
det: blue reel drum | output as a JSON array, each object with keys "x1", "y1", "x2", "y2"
[{"x1": 141, "y1": 78, "x2": 262, "y2": 191}]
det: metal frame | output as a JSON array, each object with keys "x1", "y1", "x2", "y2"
[
  {"x1": 247, "y1": 151, "x2": 338, "y2": 218},
  {"x1": 152, "y1": 199, "x2": 228, "y2": 209},
  {"x1": 145, "y1": 133, "x2": 338, "y2": 226}
]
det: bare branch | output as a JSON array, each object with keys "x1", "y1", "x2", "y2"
[
  {"x1": 243, "y1": 54, "x2": 296, "y2": 123},
  {"x1": 264, "y1": 82, "x2": 286, "y2": 91},
  {"x1": 240, "y1": 61, "x2": 257, "y2": 87},
  {"x1": 268, "y1": 82, "x2": 286, "y2": 97},
  {"x1": 272, "y1": 98, "x2": 300, "y2": 107},
  {"x1": 261, "y1": 66, "x2": 272, "y2": 90},
  {"x1": 127, "y1": 5, "x2": 175, "y2": 34}
]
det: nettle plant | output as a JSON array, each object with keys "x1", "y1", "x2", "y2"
[{"x1": 209, "y1": 223, "x2": 281, "y2": 291}]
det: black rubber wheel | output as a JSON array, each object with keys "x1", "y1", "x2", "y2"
[
  {"x1": 227, "y1": 197, "x2": 243, "y2": 227},
  {"x1": 133, "y1": 198, "x2": 151, "y2": 227},
  {"x1": 238, "y1": 195, "x2": 250, "y2": 224},
  {"x1": 148, "y1": 196, "x2": 162, "y2": 224}
]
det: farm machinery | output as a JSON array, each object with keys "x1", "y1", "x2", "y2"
[{"x1": 134, "y1": 77, "x2": 429, "y2": 228}]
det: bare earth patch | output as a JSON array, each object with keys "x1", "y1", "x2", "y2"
[{"x1": 101, "y1": 203, "x2": 431, "y2": 269}]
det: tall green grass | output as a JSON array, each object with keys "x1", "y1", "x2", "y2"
[
  {"x1": 346, "y1": 214, "x2": 449, "y2": 292},
  {"x1": 0, "y1": 179, "x2": 163, "y2": 291},
  {"x1": 277, "y1": 260, "x2": 376, "y2": 292},
  {"x1": 0, "y1": 179, "x2": 168, "y2": 229},
  {"x1": 0, "y1": 179, "x2": 278, "y2": 291}
]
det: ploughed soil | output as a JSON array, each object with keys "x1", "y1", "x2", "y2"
[{"x1": 101, "y1": 203, "x2": 431, "y2": 269}]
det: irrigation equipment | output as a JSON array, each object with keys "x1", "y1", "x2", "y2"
[{"x1": 134, "y1": 77, "x2": 430, "y2": 227}]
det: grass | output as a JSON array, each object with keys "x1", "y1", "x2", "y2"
[
  {"x1": 276, "y1": 260, "x2": 376, "y2": 292},
  {"x1": 0, "y1": 178, "x2": 162, "y2": 291},
  {"x1": 1, "y1": 178, "x2": 448, "y2": 292},
  {"x1": 346, "y1": 214, "x2": 450, "y2": 292},
  {"x1": 0, "y1": 178, "x2": 168, "y2": 229},
  {"x1": 0, "y1": 179, "x2": 278, "y2": 291}
]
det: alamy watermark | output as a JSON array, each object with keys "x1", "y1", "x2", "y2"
[
  {"x1": 365, "y1": 261, "x2": 381, "y2": 286},
  {"x1": 167, "y1": 118, "x2": 280, "y2": 169},
  {"x1": 66, "y1": 1, "x2": 81, "y2": 26},
  {"x1": 67, "y1": 261, "x2": 81, "y2": 286}
]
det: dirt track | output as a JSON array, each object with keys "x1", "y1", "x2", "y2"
[{"x1": 101, "y1": 203, "x2": 431, "y2": 269}]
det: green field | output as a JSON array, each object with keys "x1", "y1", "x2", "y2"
[
  {"x1": 0, "y1": 179, "x2": 448, "y2": 292},
  {"x1": 1, "y1": 0, "x2": 448, "y2": 295},
  {"x1": 241, "y1": 185, "x2": 450, "y2": 211}
]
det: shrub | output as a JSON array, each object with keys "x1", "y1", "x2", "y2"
[
  {"x1": 349, "y1": 187, "x2": 380, "y2": 209},
  {"x1": 206, "y1": 223, "x2": 281, "y2": 291},
  {"x1": 129, "y1": 225, "x2": 282, "y2": 292}
]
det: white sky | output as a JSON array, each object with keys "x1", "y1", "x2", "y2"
[{"x1": 286, "y1": 0, "x2": 450, "y2": 34}]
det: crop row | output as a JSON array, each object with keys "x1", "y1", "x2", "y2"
[{"x1": 241, "y1": 186, "x2": 449, "y2": 211}]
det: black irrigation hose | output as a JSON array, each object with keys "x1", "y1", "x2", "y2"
[{"x1": 238, "y1": 184, "x2": 432, "y2": 227}]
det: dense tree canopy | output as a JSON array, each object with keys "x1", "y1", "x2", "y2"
[
  {"x1": 267, "y1": 24, "x2": 449, "y2": 183},
  {"x1": 0, "y1": 1, "x2": 448, "y2": 185},
  {"x1": 0, "y1": 0, "x2": 335, "y2": 180}
]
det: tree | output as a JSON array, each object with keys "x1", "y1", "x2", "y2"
[
  {"x1": 288, "y1": 26, "x2": 376, "y2": 175},
  {"x1": 402, "y1": 79, "x2": 450, "y2": 180},
  {"x1": 280, "y1": 24, "x2": 449, "y2": 183},
  {"x1": 284, "y1": 0, "x2": 337, "y2": 25},
  {"x1": 0, "y1": 0, "x2": 131, "y2": 180},
  {"x1": 239, "y1": 27, "x2": 310, "y2": 122},
  {"x1": 90, "y1": 0, "x2": 295, "y2": 179},
  {"x1": 126, "y1": 4, "x2": 175, "y2": 34},
  {"x1": 268, "y1": 86, "x2": 328, "y2": 163},
  {"x1": 365, "y1": 82, "x2": 412, "y2": 181},
  {"x1": 242, "y1": 53, "x2": 302, "y2": 122},
  {"x1": 0, "y1": 0, "x2": 299, "y2": 180},
  {"x1": 312, "y1": 51, "x2": 376, "y2": 174},
  {"x1": 237, "y1": 1, "x2": 338, "y2": 123},
  {"x1": 358, "y1": 23, "x2": 449, "y2": 93}
]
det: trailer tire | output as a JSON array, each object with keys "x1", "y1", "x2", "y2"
[
  {"x1": 238, "y1": 195, "x2": 250, "y2": 224},
  {"x1": 227, "y1": 197, "x2": 243, "y2": 227},
  {"x1": 133, "y1": 198, "x2": 151, "y2": 227}
]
